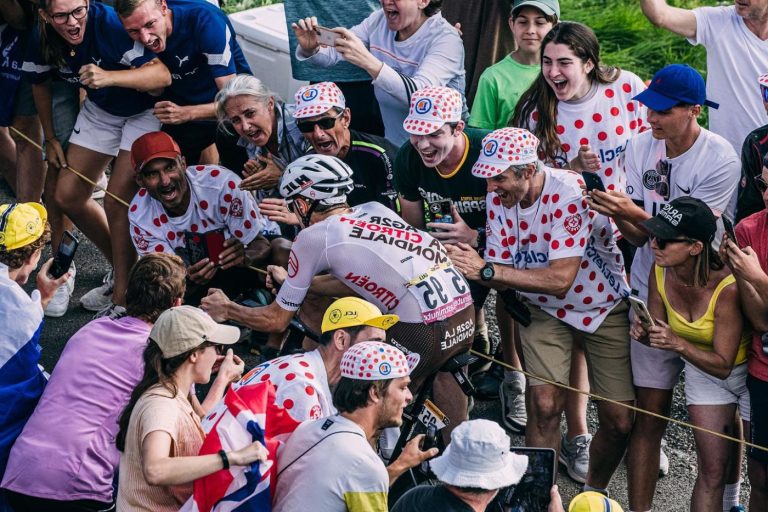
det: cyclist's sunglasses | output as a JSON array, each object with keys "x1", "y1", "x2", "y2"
[
  {"x1": 655, "y1": 159, "x2": 672, "y2": 200},
  {"x1": 651, "y1": 235, "x2": 694, "y2": 250},
  {"x1": 296, "y1": 111, "x2": 344, "y2": 133}
]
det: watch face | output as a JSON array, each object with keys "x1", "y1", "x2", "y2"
[{"x1": 481, "y1": 264, "x2": 494, "y2": 280}]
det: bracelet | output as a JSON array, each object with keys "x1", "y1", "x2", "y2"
[{"x1": 218, "y1": 449, "x2": 230, "y2": 470}]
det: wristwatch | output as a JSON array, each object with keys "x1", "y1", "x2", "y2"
[{"x1": 480, "y1": 262, "x2": 495, "y2": 282}]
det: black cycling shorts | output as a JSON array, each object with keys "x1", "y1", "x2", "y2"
[{"x1": 385, "y1": 305, "x2": 475, "y2": 384}]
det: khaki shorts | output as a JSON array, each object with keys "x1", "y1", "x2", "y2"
[{"x1": 519, "y1": 301, "x2": 634, "y2": 402}]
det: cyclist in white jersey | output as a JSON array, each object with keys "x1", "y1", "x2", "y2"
[{"x1": 202, "y1": 154, "x2": 475, "y2": 434}]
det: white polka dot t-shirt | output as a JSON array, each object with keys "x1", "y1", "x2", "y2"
[
  {"x1": 485, "y1": 166, "x2": 630, "y2": 332},
  {"x1": 128, "y1": 165, "x2": 263, "y2": 256}
]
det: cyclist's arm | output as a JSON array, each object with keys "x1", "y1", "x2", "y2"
[
  {"x1": 202, "y1": 292, "x2": 295, "y2": 332},
  {"x1": 639, "y1": 0, "x2": 697, "y2": 38}
]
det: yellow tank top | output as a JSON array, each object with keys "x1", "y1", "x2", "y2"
[{"x1": 655, "y1": 265, "x2": 749, "y2": 365}]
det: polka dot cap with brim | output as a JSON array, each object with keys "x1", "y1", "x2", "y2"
[
  {"x1": 403, "y1": 86, "x2": 463, "y2": 135},
  {"x1": 759, "y1": 73, "x2": 768, "y2": 88},
  {"x1": 293, "y1": 81, "x2": 346, "y2": 119},
  {"x1": 471, "y1": 127, "x2": 540, "y2": 178},
  {"x1": 339, "y1": 341, "x2": 420, "y2": 381}
]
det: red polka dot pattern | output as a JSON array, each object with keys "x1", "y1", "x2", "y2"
[
  {"x1": 340, "y1": 341, "x2": 420, "y2": 380},
  {"x1": 293, "y1": 82, "x2": 347, "y2": 119},
  {"x1": 403, "y1": 86, "x2": 463, "y2": 135},
  {"x1": 471, "y1": 127, "x2": 540, "y2": 178}
]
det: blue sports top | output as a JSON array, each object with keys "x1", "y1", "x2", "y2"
[
  {"x1": 22, "y1": 2, "x2": 158, "y2": 117},
  {"x1": 161, "y1": 0, "x2": 251, "y2": 108}
]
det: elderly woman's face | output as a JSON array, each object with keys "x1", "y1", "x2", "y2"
[{"x1": 224, "y1": 95, "x2": 275, "y2": 147}]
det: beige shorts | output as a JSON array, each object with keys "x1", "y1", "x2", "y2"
[{"x1": 519, "y1": 301, "x2": 635, "y2": 402}]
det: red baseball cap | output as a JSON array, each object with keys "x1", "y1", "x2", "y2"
[{"x1": 131, "y1": 131, "x2": 182, "y2": 173}]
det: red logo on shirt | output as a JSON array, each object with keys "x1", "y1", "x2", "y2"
[
  {"x1": 309, "y1": 405, "x2": 322, "y2": 420},
  {"x1": 287, "y1": 250, "x2": 299, "y2": 278},
  {"x1": 564, "y1": 213, "x2": 583, "y2": 235},
  {"x1": 230, "y1": 198, "x2": 244, "y2": 218},
  {"x1": 133, "y1": 235, "x2": 148, "y2": 251}
]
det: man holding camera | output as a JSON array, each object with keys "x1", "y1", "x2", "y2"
[
  {"x1": 449, "y1": 127, "x2": 634, "y2": 495},
  {"x1": 128, "y1": 131, "x2": 270, "y2": 305}
]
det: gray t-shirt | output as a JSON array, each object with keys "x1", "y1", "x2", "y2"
[{"x1": 283, "y1": 0, "x2": 378, "y2": 82}]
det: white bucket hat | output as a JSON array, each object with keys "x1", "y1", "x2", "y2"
[{"x1": 429, "y1": 419, "x2": 529, "y2": 489}]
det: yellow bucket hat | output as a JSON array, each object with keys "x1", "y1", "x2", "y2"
[
  {"x1": 0, "y1": 203, "x2": 47, "y2": 251},
  {"x1": 321, "y1": 297, "x2": 399, "y2": 334}
]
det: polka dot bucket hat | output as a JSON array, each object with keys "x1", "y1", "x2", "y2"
[
  {"x1": 340, "y1": 341, "x2": 420, "y2": 380},
  {"x1": 471, "y1": 127, "x2": 540, "y2": 178},
  {"x1": 403, "y1": 86, "x2": 462, "y2": 135},
  {"x1": 293, "y1": 81, "x2": 346, "y2": 119}
]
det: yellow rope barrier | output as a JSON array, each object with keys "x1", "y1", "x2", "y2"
[
  {"x1": 9, "y1": 126, "x2": 130, "y2": 207},
  {"x1": 469, "y1": 349, "x2": 768, "y2": 453}
]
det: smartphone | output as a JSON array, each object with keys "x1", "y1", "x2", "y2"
[
  {"x1": 315, "y1": 25, "x2": 341, "y2": 46},
  {"x1": 204, "y1": 229, "x2": 226, "y2": 266},
  {"x1": 499, "y1": 447, "x2": 556, "y2": 509},
  {"x1": 722, "y1": 214, "x2": 737, "y2": 243},
  {"x1": 628, "y1": 295, "x2": 655, "y2": 330},
  {"x1": 427, "y1": 199, "x2": 453, "y2": 228},
  {"x1": 50, "y1": 231, "x2": 79, "y2": 278},
  {"x1": 421, "y1": 424, "x2": 438, "y2": 452},
  {"x1": 582, "y1": 171, "x2": 606, "y2": 193}
]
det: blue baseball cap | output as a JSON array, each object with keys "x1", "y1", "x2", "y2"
[{"x1": 633, "y1": 64, "x2": 719, "y2": 111}]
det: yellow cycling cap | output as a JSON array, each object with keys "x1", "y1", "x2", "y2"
[
  {"x1": 569, "y1": 492, "x2": 624, "y2": 512},
  {"x1": 0, "y1": 202, "x2": 47, "y2": 251},
  {"x1": 321, "y1": 297, "x2": 399, "y2": 333}
]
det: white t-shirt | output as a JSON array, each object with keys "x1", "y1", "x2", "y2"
[
  {"x1": 232, "y1": 350, "x2": 334, "y2": 422},
  {"x1": 273, "y1": 415, "x2": 388, "y2": 512},
  {"x1": 301, "y1": 10, "x2": 466, "y2": 146},
  {"x1": 625, "y1": 128, "x2": 740, "y2": 299},
  {"x1": 485, "y1": 167, "x2": 629, "y2": 332},
  {"x1": 276, "y1": 201, "x2": 472, "y2": 324},
  {"x1": 690, "y1": 6, "x2": 768, "y2": 152},
  {"x1": 526, "y1": 72, "x2": 648, "y2": 193},
  {"x1": 128, "y1": 165, "x2": 264, "y2": 256}
]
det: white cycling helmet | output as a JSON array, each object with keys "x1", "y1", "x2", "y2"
[{"x1": 280, "y1": 154, "x2": 355, "y2": 206}]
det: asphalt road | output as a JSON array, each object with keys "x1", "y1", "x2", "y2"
[{"x1": 1, "y1": 179, "x2": 751, "y2": 510}]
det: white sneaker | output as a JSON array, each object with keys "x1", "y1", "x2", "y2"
[
  {"x1": 659, "y1": 441, "x2": 670, "y2": 477},
  {"x1": 559, "y1": 432, "x2": 592, "y2": 484},
  {"x1": 44, "y1": 263, "x2": 76, "y2": 318},
  {"x1": 91, "y1": 172, "x2": 108, "y2": 200},
  {"x1": 499, "y1": 379, "x2": 527, "y2": 434},
  {"x1": 80, "y1": 269, "x2": 114, "y2": 312}
]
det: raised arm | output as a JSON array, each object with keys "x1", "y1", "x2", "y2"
[
  {"x1": 78, "y1": 58, "x2": 171, "y2": 92},
  {"x1": 639, "y1": 0, "x2": 697, "y2": 39}
]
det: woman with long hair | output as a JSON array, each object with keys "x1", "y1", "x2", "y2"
[
  {"x1": 24, "y1": 0, "x2": 171, "y2": 315},
  {"x1": 116, "y1": 306, "x2": 267, "y2": 511},
  {"x1": 510, "y1": 22, "x2": 648, "y2": 485},
  {"x1": 633, "y1": 197, "x2": 750, "y2": 511}
]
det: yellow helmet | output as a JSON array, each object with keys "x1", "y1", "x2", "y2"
[
  {"x1": 321, "y1": 297, "x2": 399, "y2": 334},
  {"x1": 569, "y1": 492, "x2": 624, "y2": 512}
]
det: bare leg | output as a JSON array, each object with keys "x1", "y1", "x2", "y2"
[
  {"x1": 0, "y1": 127, "x2": 17, "y2": 194},
  {"x1": 689, "y1": 403, "x2": 739, "y2": 512},
  {"x1": 497, "y1": 299, "x2": 523, "y2": 370},
  {"x1": 12, "y1": 115, "x2": 45, "y2": 201},
  {"x1": 588, "y1": 400, "x2": 634, "y2": 488},
  {"x1": 53, "y1": 144, "x2": 113, "y2": 261},
  {"x1": 105, "y1": 150, "x2": 137, "y2": 306},
  {"x1": 565, "y1": 335, "x2": 589, "y2": 439},
  {"x1": 526, "y1": 384, "x2": 567, "y2": 452},
  {"x1": 44, "y1": 163, "x2": 73, "y2": 252},
  {"x1": 628, "y1": 387, "x2": 674, "y2": 511}
]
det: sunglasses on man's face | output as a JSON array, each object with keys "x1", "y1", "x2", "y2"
[
  {"x1": 655, "y1": 159, "x2": 672, "y2": 200},
  {"x1": 296, "y1": 111, "x2": 344, "y2": 133}
]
